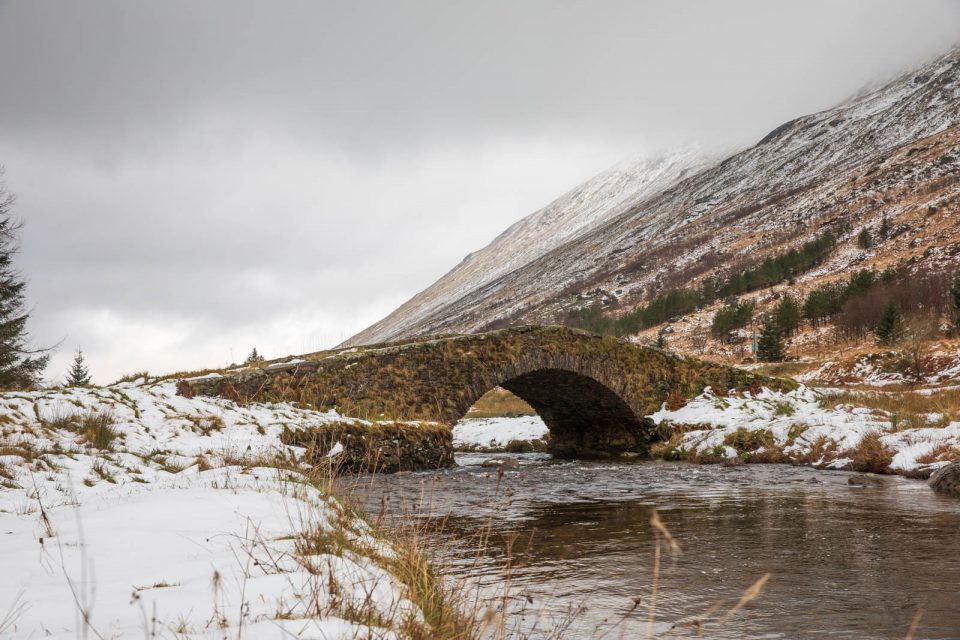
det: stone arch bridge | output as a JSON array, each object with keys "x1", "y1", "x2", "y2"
[{"x1": 185, "y1": 326, "x2": 783, "y2": 458}]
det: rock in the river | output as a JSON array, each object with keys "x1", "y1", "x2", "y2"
[
  {"x1": 481, "y1": 457, "x2": 519, "y2": 469},
  {"x1": 929, "y1": 461, "x2": 960, "y2": 497},
  {"x1": 848, "y1": 473, "x2": 886, "y2": 486}
]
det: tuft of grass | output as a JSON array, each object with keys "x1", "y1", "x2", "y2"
[
  {"x1": 664, "y1": 389, "x2": 687, "y2": 411},
  {"x1": 113, "y1": 370, "x2": 150, "y2": 384},
  {"x1": 845, "y1": 432, "x2": 895, "y2": 473},
  {"x1": 503, "y1": 438, "x2": 549, "y2": 454},
  {"x1": 78, "y1": 410, "x2": 119, "y2": 450},
  {"x1": 772, "y1": 401, "x2": 795, "y2": 417},
  {"x1": 916, "y1": 444, "x2": 960, "y2": 465},
  {"x1": 91, "y1": 457, "x2": 116, "y2": 483}
]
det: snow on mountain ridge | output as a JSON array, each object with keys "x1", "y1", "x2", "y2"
[{"x1": 345, "y1": 148, "x2": 709, "y2": 346}]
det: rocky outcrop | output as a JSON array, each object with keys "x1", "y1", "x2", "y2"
[
  {"x1": 929, "y1": 461, "x2": 960, "y2": 498},
  {"x1": 185, "y1": 325, "x2": 789, "y2": 459},
  {"x1": 280, "y1": 421, "x2": 453, "y2": 473}
]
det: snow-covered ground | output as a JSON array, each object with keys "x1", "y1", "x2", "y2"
[
  {"x1": 650, "y1": 385, "x2": 960, "y2": 474},
  {"x1": 0, "y1": 380, "x2": 423, "y2": 639},
  {"x1": 452, "y1": 416, "x2": 548, "y2": 451}
]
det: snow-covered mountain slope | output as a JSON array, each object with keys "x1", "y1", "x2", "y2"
[
  {"x1": 345, "y1": 149, "x2": 708, "y2": 346},
  {"x1": 346, "y1": 47, "x2": 960, "y2": 345}
]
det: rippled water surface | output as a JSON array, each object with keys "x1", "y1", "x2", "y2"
[{"x1": 353, "y1": 456, "x2": 960, "y2": 639}]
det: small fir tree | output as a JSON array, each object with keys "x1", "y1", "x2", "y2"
[
  {"x1": 655, "y1": 326, "x2": 668, "y2": 350},
  {"x1": 67, "y1": 348, "x2": 91, "y2": 386},
  {"x1": 0, "y1": 175, "x2": 48, "y2": 388},
  {"x1": 878, "y1": 214, "x2": 891, "y2": 240},
  {"x1": 756, "y1": 317, "x2": 786, "y2": 362},
  {"x1": 245, "y1": 347, "x2": 265, "y2": 365},
  {"x1": 774, "y1": 294, "x2": 802, "y2": 336},
  {"x1": 874, "y1": 303, "x2": 905, "y2": 346},
  {"x1": 857, "y1": 227, "x2": 873, "y2": 249}
]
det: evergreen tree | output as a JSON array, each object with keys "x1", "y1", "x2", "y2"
[
  {"x1": 857, "y1": 227, "x2": 873, "y2": 249},
  {"x1": 874, "y1": 303, "x2": 905, "y2": 346},
  {"x1": 756, "y1": 317, "x2": 786, "y2": 362},
  {"x1": 67, "y1": 348, "x2": 91, "y2": 386},
  {"x1": 774, "y1": 294, "x2": 802, "y2": 336},
  {"x1": 655, "y1": 326, "x2": 668, "y2": 349},
  {"x1": 950, "y1": 272, "x2": 960, "y2": 332},
  {"x1": 245, "y1": 347, "x2": 265, "y2": 365},
  {"x1": 0, "y1": 175, "x2": 48, "y2": 388},
  {"x1": 878, "y1": 214, "x2": 891, "y2": 240}
]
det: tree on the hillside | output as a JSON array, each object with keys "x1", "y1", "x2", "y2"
[
  {"x1": 0, "y1": 174, "x2": 48, "y2": 388},
  {"x1": 774, "y1": 294, "x2": 802, "y2": 336},
  {"x1": 874, "y1": 303, "x2": 905, "y2": 346},
  {"x1": 857, "y1": 227, "x2": 873, "y2": 250},
  {"x1": 655, "y1": 326, "x2": 668, "y2": 350},
  {"x1": 690, "y1": 325, "x2": 710, "y2": 355},
  {"x1": 756, "y1": 317, "x2": 786, "y2": 362},
  {"x1": 710, "y1": 299, "x2": 755, "y2": 341},
  {"x1": 245, "y1": 347, "x2": 265, "y2": 365},
  {"x1": 950, "y1": 272, "x2": 960, "y2": 333},
  {"x1": 66, "y1": 348, "x2": 91, "y2": 386},
  {"x1": 904, "y1": 316, "x2": 937, "y2": 382},
  {"x1": 878, "y1": 214, "x2": 891, "y2": 240}
]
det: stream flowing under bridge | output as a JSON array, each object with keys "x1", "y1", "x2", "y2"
[{"x1": 184, "y1": 326, "x2": 782, "y2": 458}]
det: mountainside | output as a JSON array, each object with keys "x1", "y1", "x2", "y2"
[
  {"x1": 347, "y1": 149, "x2": 708, "y2": 346},
  {"x1": 346, "y1": 48, "x2": 960, "y2": 348}
]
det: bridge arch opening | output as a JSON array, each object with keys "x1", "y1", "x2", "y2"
[{"x1": 456, "y1": 368, "x2": 652, "y2": 458}]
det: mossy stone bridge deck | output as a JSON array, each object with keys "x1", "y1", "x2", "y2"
[{"x1": 184, "y1": 326, "x2": 787, "y2": 458}]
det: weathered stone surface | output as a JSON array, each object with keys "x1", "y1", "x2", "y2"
[
  {"x1": 280, "y1": 421, "x2": 453, "y2": 473},
  {"x1": 187, "y1": 325, "x2": 791, "y2": 459},
  {"x1": 929, "y1": 461, "x2": 960, "y2": 497}
]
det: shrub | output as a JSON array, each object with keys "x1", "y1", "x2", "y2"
[
  {"x1": 664, "y1": 389, "x2": 686, "y2": 411},
  {"x1": 79, "y1": 410, "x2": 119, "y2": 450},
  {"x1": 847, "y1": 432, "x2": 894, "y2": 473},
  {"x1": 724, "y1": 428, "x2": 776, "y2": 454}
]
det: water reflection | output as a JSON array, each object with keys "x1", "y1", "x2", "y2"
[{"x1": 354, "y1": 457, "x2": 960, "y2": 639}]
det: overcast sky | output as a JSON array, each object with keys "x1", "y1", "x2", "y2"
[{"x1": 0, "y1": 1, "x2": 958, "y2": 383}]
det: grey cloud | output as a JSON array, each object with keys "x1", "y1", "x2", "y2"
[{"x1": 0, "y1": 0, "x2": 957, "y2": 381}]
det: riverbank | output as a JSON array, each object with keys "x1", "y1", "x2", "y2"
[
  {"x1": 0, "y1": 379, "x2": 472, "y2": 638},
  {"x1": 453, "y1": 384, "x2": 960, "y2": 478},
  {"x1": 648, "y1": 384, "x2": 960, "y2": 477}
]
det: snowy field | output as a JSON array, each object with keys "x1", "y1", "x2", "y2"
[
  {"x1": 452, "y1": 415, "x2": 548, "y2": 451},
  {"x1": 0, "y1": 380, "x2": 422, "y2": 639}
]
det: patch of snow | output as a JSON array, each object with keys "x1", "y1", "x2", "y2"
[{"x1": 453, "y1": 416, "x2": 548, "y2": 449}]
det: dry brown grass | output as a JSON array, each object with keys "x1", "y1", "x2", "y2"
[
  {"x1": 820, "y1": 387, "x2": 960, "y2": 429},
  {"x1": 464, "y1": 387, "x2": 536, "y2": 419},
  {"x1": 915, "y1": 443, "x2": 960, "y2": 465},
  {"x1": 844, "y1": 432, "x2": 895, "y2": 473}
]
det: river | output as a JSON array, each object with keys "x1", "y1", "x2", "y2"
[{"x1": 353, "y1": 454, "x2": 960, "y2": 639}]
